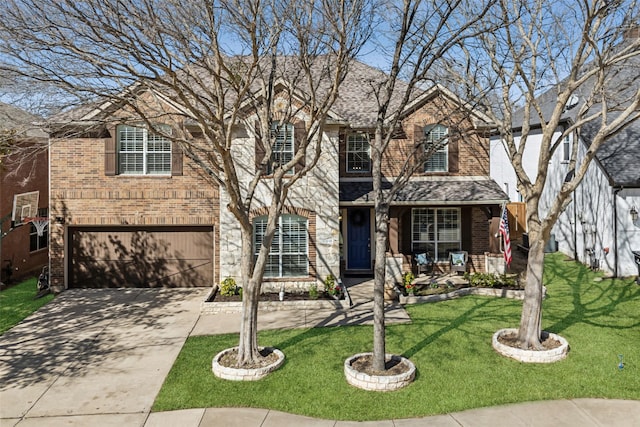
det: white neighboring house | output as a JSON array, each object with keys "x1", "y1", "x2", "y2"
[{"x1": 490, "y1": 85, "x2": 640, "y2": 280}]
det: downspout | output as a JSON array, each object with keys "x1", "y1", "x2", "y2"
[
  {"x1": 613, "y1": 187, "x2": 622, "y2": 278},
  {"x1": 573, "y1": 193, "x2": 578, "y2": 260}
]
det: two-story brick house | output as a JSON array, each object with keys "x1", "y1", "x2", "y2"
[{"x1": 48, "y1": 60, "x2": 507, "y2": 291}]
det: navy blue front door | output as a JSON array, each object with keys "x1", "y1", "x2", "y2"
[{"x1": 347, "y1": 208, "x2": 371, "y2": 270}]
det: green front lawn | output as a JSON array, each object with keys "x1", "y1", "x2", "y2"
[
  {"x1": 153, "y1": 254, "x2": 640, "y2": 420},
  {"x1": 0, "y1": 277, "x2": 54, "y2": 335}
]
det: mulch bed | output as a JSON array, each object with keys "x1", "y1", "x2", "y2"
[
  {"x1": 350, "y1": 354, "x2": 410, "y2": 376},
  {"x1": 497, "y1": 330, "x2": 563, "y2": 350},
  {"x1": 218, "y1": 347, "x2": 280, "y2": 369}
]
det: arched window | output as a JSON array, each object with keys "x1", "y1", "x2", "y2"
[
  {"x1": 424, "y1": 124, "x2": 448, "y2": 172},
  {"x1": 253, "y1": 214, "x2": 308, "y2": 277}
]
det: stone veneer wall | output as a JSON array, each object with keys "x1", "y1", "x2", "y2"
[{"x1": 218, "y1": 124, "x2": 340, "y2": 291}]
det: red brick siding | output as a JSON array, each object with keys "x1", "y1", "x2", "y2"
[
  {"x1": 49, "y1": 135, "x2": 219, "y2": 290},
  {"x1": 0, "y1": 139, "x2": 49, "y2": 281}
]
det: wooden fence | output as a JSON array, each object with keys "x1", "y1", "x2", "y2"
[{"x1": 506, "y1": 202, "x2": 526, "y2": 241}]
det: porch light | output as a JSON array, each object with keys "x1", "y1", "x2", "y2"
[{"x1": 631, "y1": 206, "x2": 638, "y2": 223}]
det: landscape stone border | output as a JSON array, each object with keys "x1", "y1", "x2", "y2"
[
  {"x1": 399, "y1": 286, "x2": 546, "y2": 304},
  {"x1": 212, "y1": 347, "x2": 285, "y2": 381},
  {"x1": 492, "y1": 328, "x2": 569, "y2": 363},
  {"x1": 202, "y1": 298, "x2": 350, "y2": 314},
  {"x1": 344, "y1": 353, "x2": 416, "y2": 392}
]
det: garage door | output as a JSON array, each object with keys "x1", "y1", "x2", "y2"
[{"x1": 69, "y1": 226, "x2": 214, "y2": 288}]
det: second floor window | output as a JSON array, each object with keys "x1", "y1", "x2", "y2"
[
  {"x1": 424, "y1": 124, "x2": 448, "y2": 172},
  {"x1": 117, "y1": 125, "x2": 172, "y2": 175},
  {"x1": 269, "y1": 122, "x2": 294, "y2": 175},
  {"x1": 346, "y1": 133, "x2": 371, "y2": 173}
]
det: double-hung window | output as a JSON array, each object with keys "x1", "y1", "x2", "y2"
[
  {"x1": 346, "y1": 133, "x2": 371, "y2": 172},
  {"x1": 412, "y1": 208, "x2": 460, "y2": 261},
  {"x1": 268, "y1": 122, "x2": 294, "y2": 175},
  {"x1": 29, "y1": 208, "x2": 48, "y2": 252},
  {"x1": 117, "y1": 124, "x2": 172, "y2": 175},
  {"x1": 424, "y1": 124, "x2": 448, "y2": 172},
  {"x1": 253, "y1": 214, "x2": 308, "y2": 277}
]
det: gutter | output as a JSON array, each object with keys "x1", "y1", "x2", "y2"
[{"x1": 339, "y1": 199, "x2": 509, "y2": 207}]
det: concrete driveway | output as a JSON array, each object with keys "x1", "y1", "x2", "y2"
[{"x1": 0, "y1": 288, "x2": 209, "y2": 426}]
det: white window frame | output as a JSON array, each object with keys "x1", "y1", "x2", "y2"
[
  {"x1": 411, "y1": 208, "x2": 460, "y2": 261},
  {"x1": 29, "y1": 208, "x2": 48, "y2": 252},
  {"x1": 253, "y1": 214, "x2": 309, "y2": 278},
  {"x1": 346, "y1": 133, "x2": 371, "y2": 173},
  {"x1": 268, "y1": 122, "x2": 294, "y2": 175},
  {"x1": 117, "y1": 124, "x2": 172, "y2": 175},
  {"x1": 424, "y1": 124, "x2": 448, "y2": 172},
  {"x1": 562, "y1": 134, "x2": 571, "y2": 163}
]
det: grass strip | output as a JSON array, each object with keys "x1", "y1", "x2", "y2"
[{"x1": 1, "y1": 277, "x2": 54, "y2": 335}]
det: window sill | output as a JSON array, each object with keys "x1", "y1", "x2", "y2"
[
  {"x1": 262, "y1": 276, "x2": 314, "y2": 282},
  {"x1": 115, "y1": 174, "x2": 173, "y2": 178}
]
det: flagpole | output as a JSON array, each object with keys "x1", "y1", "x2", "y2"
[
  {"x1": 499, "y1": 202, "x2": 513, "y2": 273},
  {"x1": 498, "y1": 203, "x2": 505, "y2": 255}
]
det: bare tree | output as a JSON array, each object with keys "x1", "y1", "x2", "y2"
[
  {"x1": 362, "y1": 0, "x2": 496, "y2": 372},
  {"x1": 446, "y1": 0, "x2": 640, "y2": 349},
  {"x1": 0, "y1": 0, "x2": 372, "y2": 365}
]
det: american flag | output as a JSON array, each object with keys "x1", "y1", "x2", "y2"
[{"x1": 499, "y1": 206, "x2": 512, "y2": 267}]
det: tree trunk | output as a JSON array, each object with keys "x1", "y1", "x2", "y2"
[
  {"x1": 372, "y1": 203, "x2": 389, "y2": 372},
  {"x1": 237, "y1": 227, "x2": 260, "y2": 364},
  {"x1": 517, "y1": 229, "x2": 545, "y2": 349}
]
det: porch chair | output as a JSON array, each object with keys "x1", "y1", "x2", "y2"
[
  {"x1": 414, "y1": 252, "x2": 433, "y2": 276},
  {"x1": 449, "y1": 251, "x2": 468, "y2": 275}
]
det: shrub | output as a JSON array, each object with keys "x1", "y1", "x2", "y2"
[
  {"x1": 464, "y1": 272, "x2": 517, "y2": 288},
  {"x1": 220, "y1": 277, "x2": 237, "y2": 296},
  {"x1": 308, "y1": 283, "x2": 319, "y2": 300},
  {"x1": 324, "y1": 274, "x2": 342, "y2": 297},
  {"x1": 402, "y1": 271, "x2": 415, "y2": 290}
]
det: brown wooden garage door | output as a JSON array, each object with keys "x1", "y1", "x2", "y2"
[{"x1": 69, "y1": 226, "x2": 214, "y2": 288}]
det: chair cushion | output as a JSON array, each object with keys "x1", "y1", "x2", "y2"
[
  {"x1": 415, "y1": 253, "x2": 428, "y2": 265},
  {"x1": 451, "y1": 253, "x2": 465, "y2": 265}
]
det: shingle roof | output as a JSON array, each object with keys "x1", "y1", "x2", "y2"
[
  {"x1": 330, "y1": 60, "x2": 411, "y2": 128},
  {"x1": 586, "y1": 117, "x2": 640, "y2": 187},
  {"x1": 50, "y1": 57, "x2": 416, "y2": 127},
  {"x1": 512, "y1": 37, "x2": 640, "y2": 188},
  {"x1": 0, "y1": 102, "x2": 46, "y2": 138},
  {"x1": 340, "y1": 178, "x2": 508, "y2": 205}
]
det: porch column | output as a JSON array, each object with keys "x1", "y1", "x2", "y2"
[{"x1": 388, "y1": 212, "x2": 399, "y2": 254}]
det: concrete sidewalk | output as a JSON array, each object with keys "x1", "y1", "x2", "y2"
[
  {"x1": 1, "y1": 283, "x2": 638, "y2": 426},
  {"x1": 145, "y1": 399, "x2": 640, "y2": 426}
]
